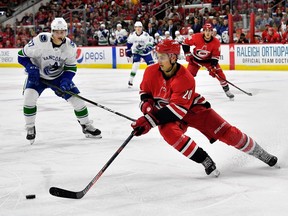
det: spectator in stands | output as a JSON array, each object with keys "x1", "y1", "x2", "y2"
[
  {"x1": 236, "y1": 33, "x2": 249, "y2": 44},
  {"x1": 192, "y1": 17, "x2": 202, "y2": 33},
  {"x1": 211, "y1": 18, "x2": 220, "y2": 33},
  {"x1": 259, "y1": 13, "x2": 274, "y2": 30},
  {"x1": 263, "y1": 27, "x2": 281, "y2": 43},
  {"x1": 218, "y1": 18, "x2": 228, "y2": 37},
  {"x1": 165, "y1": 19, "x2": 177, "y2": 39},
  {"x1": 147, "y1": 22, "x2": 157, "y2": 37}
]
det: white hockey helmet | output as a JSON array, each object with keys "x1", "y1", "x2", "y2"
[
  {"x1": 213, "y1": 28, "x2": 217, "y2": 32},
  {"x1": 165, "y1": 31, "x2": 170, "y2": 35},
  {"x1": 188, "y1": 29, "x2": 194, "y2": 34},
  {"x1": 134, "y1": 21, "x2": 143, "y2": 27},
  {"x1": 51, "y1": 17, "x2": 68, "y2": 31},
  {"x1": 100, "y1": 23, "x2": 105, "y2": 28},
  {"x1": 175, "y1": 30, "x2": 180, "y2": 35},
  {"x1": 116, "y1": 23, "x2": 122, "y2": 28},
  {"x1": 154, "y1": 32, "x2": 160, "y2": 37}
]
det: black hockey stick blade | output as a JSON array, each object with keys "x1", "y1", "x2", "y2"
[
  {"x1": 49, "y1": 187, "x2": 83, "y2": 199},
  {"x1": 49, "y1": 131, "x2": 135, "y2": 199}
]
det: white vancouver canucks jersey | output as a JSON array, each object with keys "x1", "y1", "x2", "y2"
[
  {"x1": 127, "y1": 31, "x2": 154, "y2": 55},
  {"x1": 22, "y1": 32, "x2": 77, "y2": 80}
]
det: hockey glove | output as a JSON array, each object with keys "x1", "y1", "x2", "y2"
[
  {"x1": 60, "y1": 78, "x2": 74, "y2": 91},
  {"x1": 207, "y1": 66, "x2": 218, "y2": 78},
  {"x1": 143, "y1": 46, "x2": 153, "y2": 54},
  {"x1": 125, "y1": 49, "x2": 132, "y2": 57},
  {"x1": 26, "y1": 63, "x2": 40, "y2": 85},
  {"x1": 184, "y1": 52, "x2": 193, "y2": 63},
  {"x1": 140, "y1": 99, "x2": 156, "y2": 115},
  {"x1": 131, "y1": 114, "x2": 158, "y2": 136}
]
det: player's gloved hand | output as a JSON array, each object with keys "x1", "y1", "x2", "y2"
[
  {"x1": 143, "y1": 46, "x2": 153, "y2": 54},
  {"x1": 26, "y1": 63, "x2": 40, "y2": 85},
  {"x1": 60, "y1": 78, "x2": 73, "y2": 91},
  {"x1": 125, "y1": 49, "x2": 132, "y2": 57},
  {"x1": 207, "y1": 66, "x2": 218, "y2": 78},
  {"x1": 119, "y1": 37, "x2": 124, "y2": 43},
  {"x1": 140, "y1": 99, "x2": 156, "y2": 115},
  {"x1": 184, "y1": 52, "x2": 193, "y2": 63},
  {"x1": 131, "y1": 114, "x2": 158, "y2": 136}
]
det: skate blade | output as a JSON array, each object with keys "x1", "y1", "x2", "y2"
[
  {"x1": 85, "y1": 134, "x2": 102, "y2": 139},
  {"x1": 229, "y1": 97, "x2": 235, "y2": 101},
  {"x1": 211, "y1": 169, "x2": 221, "y2": 177},
  {"x1": 272, "y1": 163, "x2": 281, "y2": 169},
  {"x1": 29, "y1": 139, "x2": 35, "y2": 145}
]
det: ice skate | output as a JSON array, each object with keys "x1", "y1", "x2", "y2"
[
  {"x1": 79, "y1": 121, "x2": 102, "y2": 139},
  {"x1": 202, "y1": 156, "x2": 220, "y2": 177},
  {"x1": 223, "y1": 85, "x2": 234, "y2": 100},
  {"x1": 249, "y1": 143, "x2": 280, "y2": 168},
  {"x1": 26, "y1": 126, "x2": 36, "y2": 145}
]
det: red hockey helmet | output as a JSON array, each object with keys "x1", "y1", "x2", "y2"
[
  {"x1": 203, "y1": 23, "x2": 213, "y2": 31},
  {"x1": 155, "y1": 39, "x2": 181, "y2": 55}
]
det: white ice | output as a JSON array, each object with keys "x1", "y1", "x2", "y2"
[{"x1": 0, "y1": 68, "x2": 287, "y2": 216}]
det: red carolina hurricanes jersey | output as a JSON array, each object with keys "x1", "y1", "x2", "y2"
[
  {"x1": 184, "y1": 33, "x2": 221, "y2": 63},
  {"x1": 140, "y1": 63, "x2": 207, "y2": 120}
]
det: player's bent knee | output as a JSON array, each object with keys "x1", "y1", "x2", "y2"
[
  {"x1": 68, "y1": 95, "x2": 86, "y2": 110},
  {"x1": 24, "y1": 88, "x2": 39, "y2": 106}
]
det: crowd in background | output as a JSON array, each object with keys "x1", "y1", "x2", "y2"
[{"x1": 0, "y1": 0, "x2": 288, "y2": 48}]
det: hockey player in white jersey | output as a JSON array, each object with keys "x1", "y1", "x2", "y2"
[
  {"x1": 125, "y1": 21, "x2": 154, "y2": 87},
  {"x1": 174, "y1": 30, "x2": 185, "y2": 43},
  {"x1": 18, "y1": 17, "x2": 102, "y2": 144},
  {"x1": 114, "y1": 23, "x2": 128, "y2": 46},
  {"x1": 94, "y1": 23, "x2": 109, "y2": 46}
]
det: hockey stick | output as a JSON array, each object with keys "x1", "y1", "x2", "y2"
[
  {"x1": 41, "y1": 80, "x2": 136, "y2": 121},
  {"x1": 49, "y1": 131, "x2": 135, "y2": 199},
  {"x1": 213, "y1": 73, "x2": 253, "y2": 96}
]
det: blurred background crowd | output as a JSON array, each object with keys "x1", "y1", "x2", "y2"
[{"x1": 0, "y1": 0, "x2": 287, "y2": 48}]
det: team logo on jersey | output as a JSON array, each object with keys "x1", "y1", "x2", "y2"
[
  {"x1": 43, "y1": 62, "x2": 61, "y2": 77},
  {"x1": 76, "y1": 48, "x2": 84, "y2": 63},
  {"x1": 195, "y1": 49, "x2": 210, "y2": 58}
]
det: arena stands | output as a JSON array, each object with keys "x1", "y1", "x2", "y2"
[{"x1": 0, "y1": 0, "x2": 287, "y2": 48}]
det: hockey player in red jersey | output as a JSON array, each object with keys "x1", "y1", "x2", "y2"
[
  {"x1": 131, "y1": 39, "x2": 278, "y2": 176},
  {"x1": 182, "y1": 23, "x2": 234, "y2": 99}
]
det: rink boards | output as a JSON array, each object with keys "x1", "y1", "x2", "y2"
[{"x1": 0, "y1": 44, "x2": 287, "y2": 71}]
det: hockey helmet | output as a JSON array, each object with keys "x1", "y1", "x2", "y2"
[
  {"x1": 116, "y1": 23, "x2": 122, "y2": 28},
  {"x1": 203, "y1": 23, "x2": 213, "y2": 31},
  {"x1": 51, "y1": 17, "x2": 68, "y2": 31},
  {"x1": 156, "y1": 39, "x2": 181, "y2": 55},
  {"x1": 154, "y1": 32, "x2": 160, "y2": 37},
  {"x1": 134, "y1": 21, "x2": 143, "y2": 27},
  {"x1": 175, "y1": 31, "x2": 180, "y2": 35},
  {"x1": 188, "y1": 29, "x2": 194, "y2": 34},
  {"x1": 100, "y1": 23, "x2": 106, "y2": 28}
]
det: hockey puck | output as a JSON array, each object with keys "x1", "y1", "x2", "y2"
[{"x1": 26, "y1": 194, "x2": 36, "y2": 199}]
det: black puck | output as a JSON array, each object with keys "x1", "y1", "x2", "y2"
[{"x1": 26, "y1": 194, "x2": 36, "y2": 199}]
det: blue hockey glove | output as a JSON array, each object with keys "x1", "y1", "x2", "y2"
[
  {"x1": 25, "y1": 63, "x2": 40, "y2": 85},
  {"x1": 143, "y1": 46, "x2": 153, "y2": 54},
  {"x1": 125, "y1": 49, "x2": 132, "y2": 57},
  {"x1": 60, "y1": 78, "x2": 74, "y2": 91}
]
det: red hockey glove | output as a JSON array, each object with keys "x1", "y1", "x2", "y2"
[
  {"x1": 208, "y1": 66, "x2": 218, "y2": 78},
  {"x1": 184, "y1": 52, "x2": 193, "y2": 63},
  {"x1": 140, "y1": 99, "x2": 156, "y2": 115},
  {"x1": 131, "y1": 114, "x2": 158, "y2": 136}
]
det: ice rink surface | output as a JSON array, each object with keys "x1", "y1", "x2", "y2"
[{"x1": 0, "y1": 67, "x2": 288, "y2": 216}]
